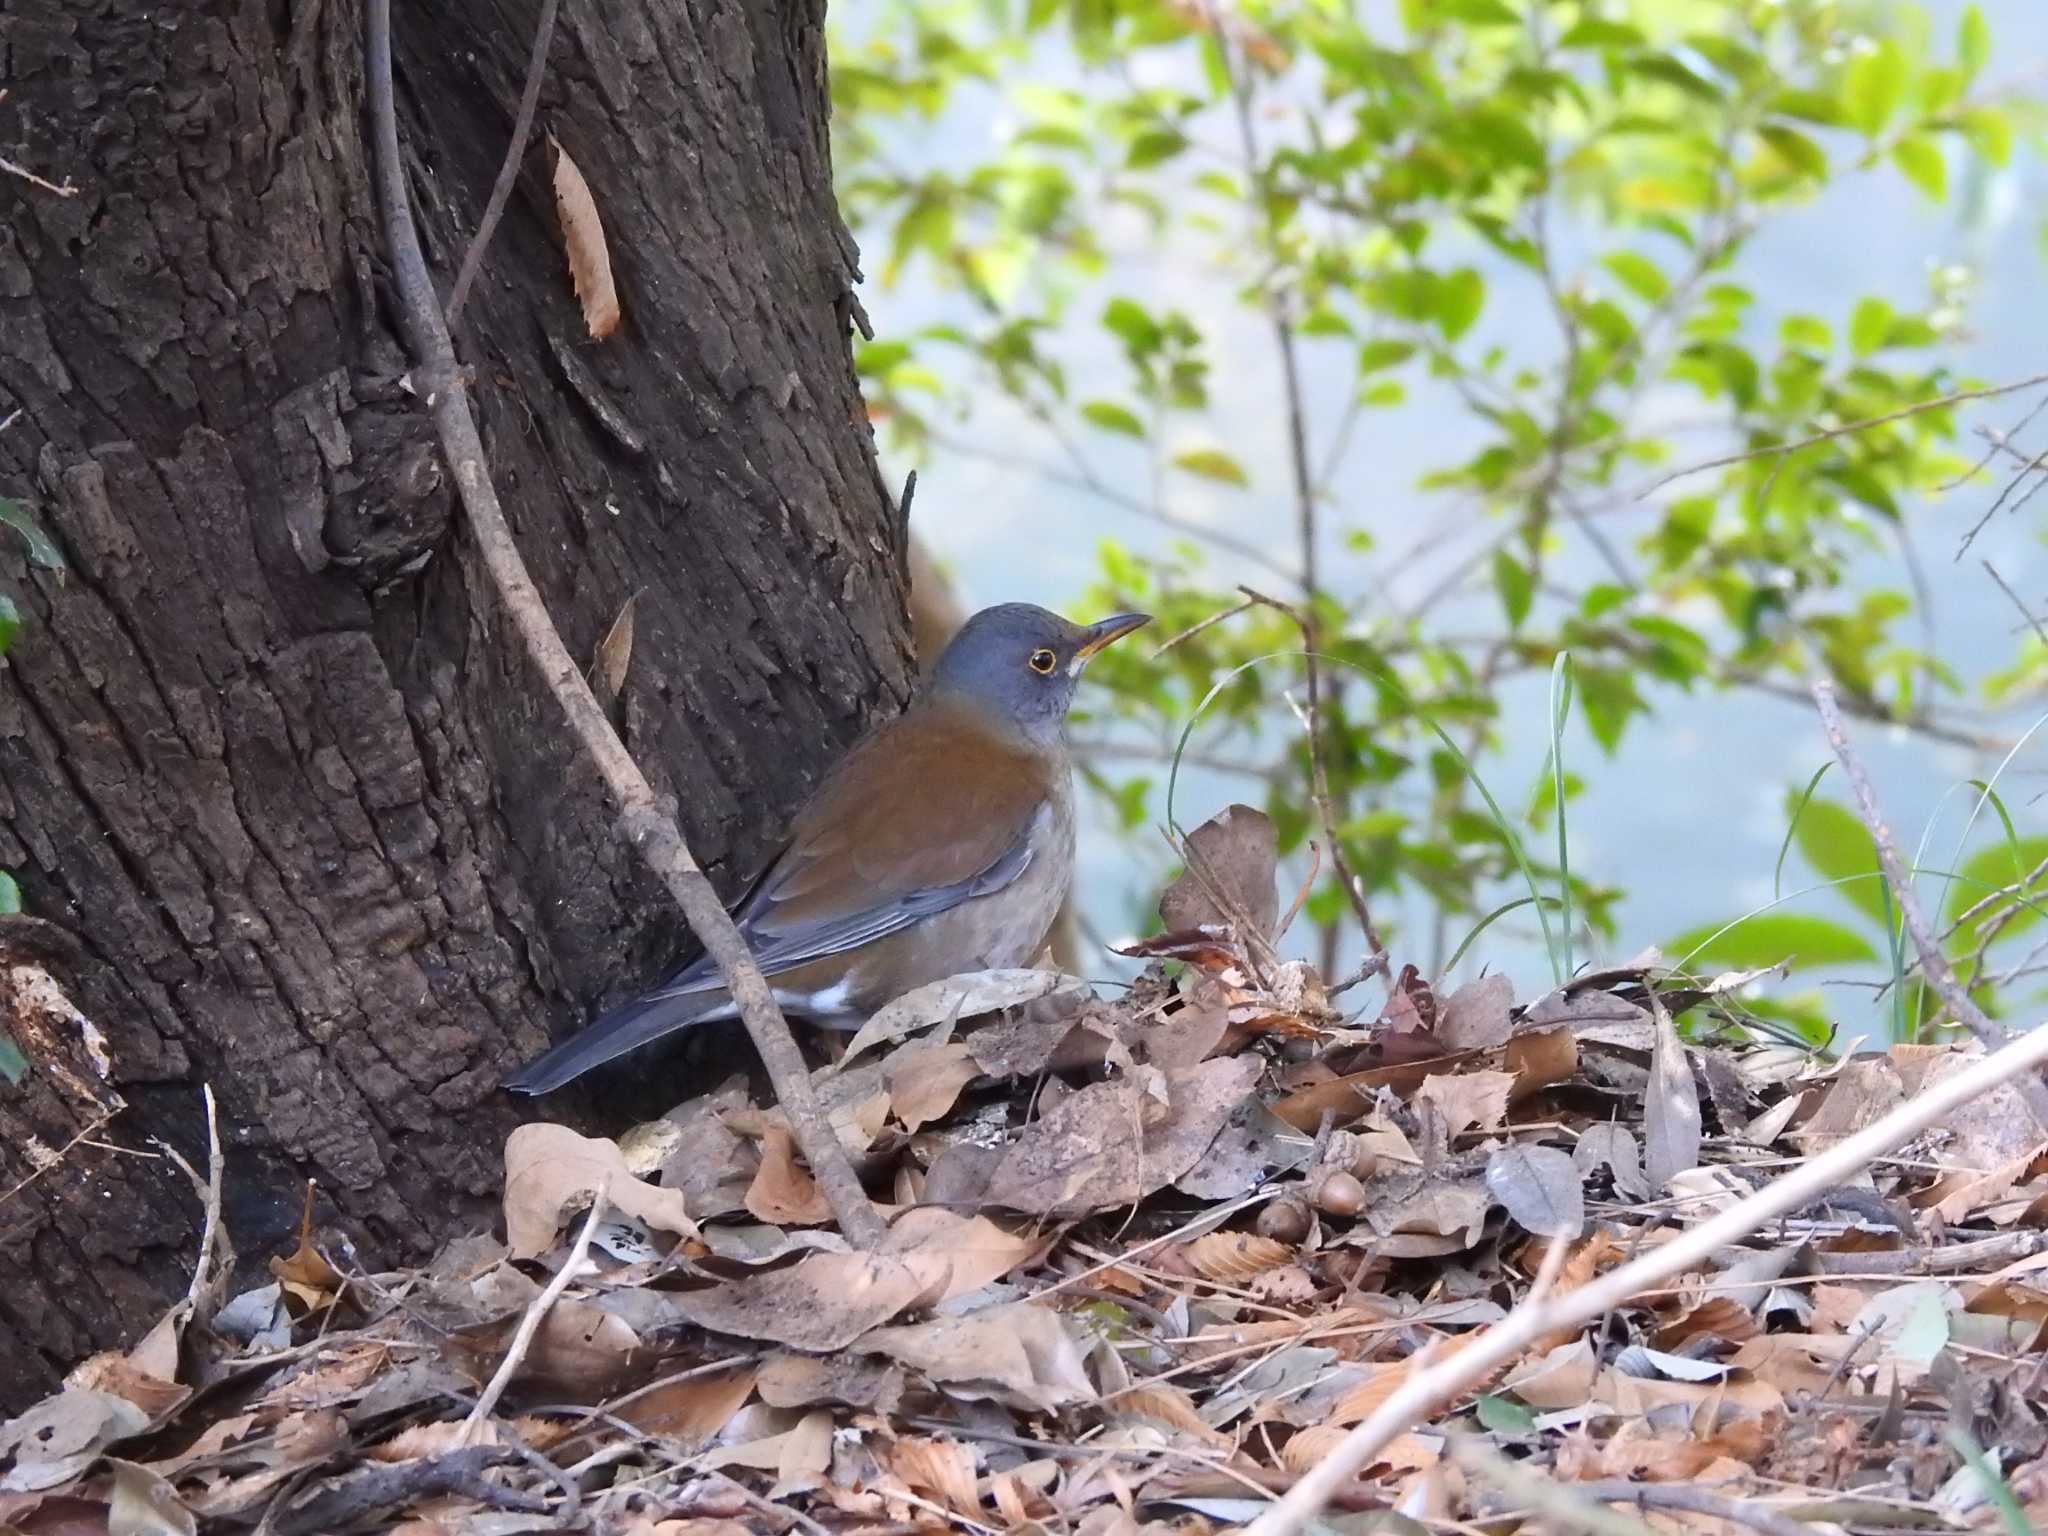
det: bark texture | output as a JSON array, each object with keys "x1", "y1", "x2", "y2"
[{"x1": 0, "y1": 0, "x2": 908, "y2": 1408}]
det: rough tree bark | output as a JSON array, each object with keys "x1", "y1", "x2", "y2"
[{"x1": 0, "y1": 0, "x2": 910, "y2": 1407}]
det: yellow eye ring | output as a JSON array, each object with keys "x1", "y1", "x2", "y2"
[{"x1": 1028, "y1": 648, "x2": 1058, "y2": 675}]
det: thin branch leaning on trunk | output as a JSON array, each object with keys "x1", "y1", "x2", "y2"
[
  {"x1": 1810, "y1": 677, "x2": 2048, "y2": 1135},
  {"x1": 362, "y1": 0, "x2": 885, "y2": 1248},
  {"x1": 444, "y1": 0, "x2": 561, "y2": 328}
]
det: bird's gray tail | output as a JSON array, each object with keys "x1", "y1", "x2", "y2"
[{"x1": 503, "y1": 985, "x2": 727, "y2": 1095}]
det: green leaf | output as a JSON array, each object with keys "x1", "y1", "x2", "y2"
[
  {"x1": 1789, "y1": 798, "x2": 1890, "y2": 927},
  {"x1": 1780, "y1": 315, "x2": 1833, "y2": 353},
  {"x1": 0, "y1": 871, "x2": 18, "y2": 915},
  {"x1": 0, "y1": 1031, "x2": 26, "y2": 1085},
  {"x1": 1574, "y1": 664, "x2": 1641, "y2": 754},
  {"x1": 1849, "y1": 296, "x2": 1894, "y2": 356},
  {"x1": 1631, "y1": 54, "x2": 1721, "y2": 102},
  {"x1": 1492, "y1": 550, "x2": 1533, "y2": 629},
  {"x1": 0, "y1": 499, "x2": 64, "y2": 571},
  {"x1": 1081, "y1": 400, "x2": 1145, "y2": 437},
  {"x1": 1602, "y1": 251, "x2": 1668, "y2": 303},
  {"x1": 1437, "y1": 268, "x2": 1485, "y2": 341},
  {"x1": 854, "y1": 339, "x2": 912, "y2": 374},
  {"x1": 1434, "y1": 0, "x2": 1519, "y2": 25},
  {"x1": 1558, "y1": 19, "x2": 1645, "y2": 51},
  {"x1": 1673, "y1": 912, "x2": 1880, "y2": 972},
  {"x1": 1757, "y1": 123, "x2": 1828, "y2": 179},
  {"x1": 1126, "y1": 128, "x2": 1188, "y2": 169},
  {"x1": 1958, "y1": 6, "x2": 1990, "y2": 80},
  {"x1": 1475, "y1": 1393, "x2": 1537, "y2": 1434},
  {"x1": 1960, "y1": 107, "x2": 2014, "y2": 165},
  {"x1": 0, "y1": 594, "x2": 18, "y2": 657},
  {"x1": 1843, "y1": 40, "x2": 1907, "y2": 137},
  {"x1": 1172, "y1": 447, "x2": 1248, "y2": 487},
  {"x1": 1357, "y1": 339, "x2": 1416, "y2": 374},
  {"x1": 1102, "y1": 296, "x2": 1161, "y2": 355},
  {"x1": 1890, "y1": 136, "x2": 1947, "y2": 201}
]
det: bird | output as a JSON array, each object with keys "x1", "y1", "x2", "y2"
[{"x1": 505, "y1": 602, "x2": 1151, "y2": 1094}]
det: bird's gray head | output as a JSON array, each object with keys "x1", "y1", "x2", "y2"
[{"x1": 927, "y1": 603, "x2": 1151, "y2": 742}]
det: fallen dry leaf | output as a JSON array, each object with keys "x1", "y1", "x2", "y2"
[
  {"x1": 882, "y1": 1207, "x2": 1040, "y2": 1303},
  {"x1": 1573, "y1": 1122, "x2": 1650, "y2": 1201},
  {"x1": 670, "y1": 1251, "x2": 931, "y2": 1350},
  {"x1": 269, "y1": 1182, "x2": 347, "y2": 1316},
  {"x1": 593, "y1": 592, "x2": 636, "y2": 701},
  {"x1": 1161, "y1": 803, "x2": 1280, "y2": 940},
  {"x1": 552, "y1": 136, "x2": 620, "y2": 338},
  {"x1": 615, "y1": 1366, "x2": 758, "y2": 1447},
  {"x1": 835, "y1": 968, "x2": 1079, "y2": 1070},
  {"x1": 1437, "y1": 974, "x2": 1514, "y2": 1050},
  {"x1": 502, "y1": 1122, "x2": 699, "y2": 1259},
  {"x1": 1415, "y1": 1069, "x2": 1514, "y2": 1141},
  {"x1": 884, "y1": 1039, "x2": 982, "y2": 1132},
  {"x1": 879, "y1": 1436, "x2": 984, "y2": 1519},
  {"x1": 1485, "y1": 1143, "x2": 1585, "y2": 1239},
  {"x1": 744, "y1": 1122, "x2": 833, "y2": 1227},
  {"x1": 105, "y1": 1456, "x2": 196, "y2": 1536},
  {"x1": 1183, "y1": 1231, "x2": 1296, "y2": 1283},
  {"x1": 855, "y1": 1301, "x2": 1094, "y2": 1412},
  {"x1": 1643, "y1": 1000, "x2": 1701, "y2": 1191},
  {"x1": 0, "y1": 1389, "x2": 150, "y2": 1493}
]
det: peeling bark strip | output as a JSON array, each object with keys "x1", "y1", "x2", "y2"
[{"x1": 0, "y1": 0, "x2": 907, "y2": 1407}]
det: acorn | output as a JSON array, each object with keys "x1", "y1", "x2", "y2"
[
  {"x1": 1256, "y1": 1196, "x2": 1313, "y2": 1244},
  {"x1": 1309, "y1": 1168, "x2": 1366, "y2": 1218}
]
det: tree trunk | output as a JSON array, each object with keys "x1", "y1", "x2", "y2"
[{"x1": 0, "y1": 0, "x2": 908, "y2": 1408}]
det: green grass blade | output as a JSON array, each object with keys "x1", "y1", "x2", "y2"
[
  {"x1": 1548, "y1": 652, "x2": 1574, "y2": 980},
  {"x1": 1775, "y1": 762, "x2": 1833, "y2": 903}
]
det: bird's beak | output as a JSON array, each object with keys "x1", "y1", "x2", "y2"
[{"x1": 1070, "y1": 612, "x2": 1152, "y2": 673}]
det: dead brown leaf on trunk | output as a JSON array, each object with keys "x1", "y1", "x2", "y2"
[{"x1": 551, "y1": 136, "x2": 620, "y2": 338}]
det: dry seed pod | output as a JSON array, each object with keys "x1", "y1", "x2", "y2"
[
  {"x1": 1309, "y1": 1168, "x2": 1366, "y2": 1217},
  {"x1": 1256, "y1": 1196, "x2": 1313, "y2": 1245}
]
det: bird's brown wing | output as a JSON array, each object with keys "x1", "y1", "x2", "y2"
[{"x1": 657, "y1": 700, "x2": 1056, "y2": 990}]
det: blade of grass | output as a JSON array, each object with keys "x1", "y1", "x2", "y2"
[
  {"x1": 1948, "y1": 1426, "x2": 2031, "y2": 1536},
  {"x1": 1548, "y1": 651, "x2": 1574, "y2": 980},
  {"x1": 1442, "y1": 895, "x2": 1560, "y2": 978},
  {"x1": 1775, "y1": 762, "x2": 1833, "y2": 903}
]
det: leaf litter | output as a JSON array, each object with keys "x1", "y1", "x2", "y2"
[{"x1": 7, "y1": 805, "x2": 2048, "y2": 1533}]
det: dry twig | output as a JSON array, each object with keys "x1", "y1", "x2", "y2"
[
  {"x1": 0, "y1": 91, "x2": 79, "y2": 198},
  {"x1": 153, "y1": 1083, "x2": 233, "y2": 1332},
  {"x1": 363, "y1": 0, "x2": 884, "y2": 1246},
  {"x1": 444, "y1": 0, "x2": 561, "y2": 327},
  {"x1": 1810, "y1": 677, "x2": 2048, "y2": 1133},
  {"x1": 461, "y1": 1180, "x2": 609, "y2": 1443},
  {"x1": 1239, "y1": 1012, "x2": 2048, "y2": 1536},
  {"x1": 1636, "y1": 370, "x2": 2048, "y2": 499}
]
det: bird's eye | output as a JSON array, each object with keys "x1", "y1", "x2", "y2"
[{"x1": 1028, "y1": 648, "x2": 1058, "y2": 675}]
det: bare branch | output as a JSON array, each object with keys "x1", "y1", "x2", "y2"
[
  {"x1": 364, "y1": 0, "x2": 884, "y2": 1247},
  {"x1": 444, "y1": 0, "x2": 561, "y2": 328},
  {"x1": 1635, "y1": 371, "x2": 2048, "y2": 500},
  {"x1": 1982, "y1": 559, "x2": 2048, "y2": 651}
]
